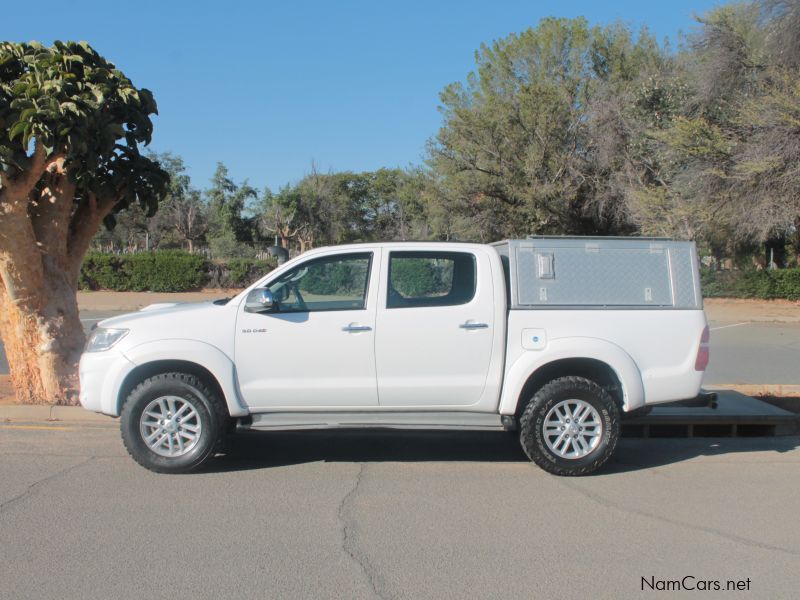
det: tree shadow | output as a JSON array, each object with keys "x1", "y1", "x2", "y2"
[{"x1": 201, "y1": 429, "x2": 800, "y2": 474}]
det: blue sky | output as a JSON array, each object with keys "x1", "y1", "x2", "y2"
[{"x1": 6, "y1": 0, "x2": 722, "y2": 192}]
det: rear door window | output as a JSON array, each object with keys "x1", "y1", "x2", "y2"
[{"x1": 387, "y1": 251, "x2": 476, "y2": 309}]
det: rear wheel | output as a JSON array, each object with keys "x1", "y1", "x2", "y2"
[
  {"x1": 120, "y1": 372, "x2": 226, "y2": 473},
  {"x1": 519, "y1": 376, "x2": 620, "y2": 476}
]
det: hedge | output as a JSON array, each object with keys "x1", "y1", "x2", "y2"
[
  {"x1": 701, "y1": 268, "x2": 800, "y2": 301},
  {"x1": 80, "y1": 251, "x2": 278, "y2": 292}
]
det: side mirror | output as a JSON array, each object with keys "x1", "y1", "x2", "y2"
[{"x1": 244, "y1": 288, "x2": 275, "y2": 313}]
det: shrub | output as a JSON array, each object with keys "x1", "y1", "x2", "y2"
[
  {"x1": 130, "y1": 251, "x2": 207, "y2": 292},
  {"x1": 80, "y1": 251, "x2": 277, "y2": 291},
  {"x1": 80, "y1": 251, "x2": 206, "y2": 292},
  {"x1": 79, "y1": 252, "x2": 129, "y2": 291},
  {"x1": 772, "y1": 269, "x2": 800, "y2": 301},
  {"x1": 390, "y1": 258, "x2": 441, "y2": 296},
  {"x1": 700, "y1": 268, "x2": 800, "y2": 300},
  {"x1": 208, "y1": 234, "x2": 258, "y2": 260}
]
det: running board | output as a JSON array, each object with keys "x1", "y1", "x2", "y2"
[{"x1": 239, "y1": 411, "x2": 506, "y2": 432}]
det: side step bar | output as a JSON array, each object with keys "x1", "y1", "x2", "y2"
[{"x1": 239, "y1": 411, "x2": 507, "y2": 432}]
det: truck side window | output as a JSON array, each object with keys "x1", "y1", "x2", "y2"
[
  {"x1": 267, "y1": 253, "x2": 372, "y2": 312},
  {"x1": 387, "y1": 251, "x2": 476, "y2": 309}
]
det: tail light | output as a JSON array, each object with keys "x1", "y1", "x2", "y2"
[{"x1": 695, "y1": 325, "x2": 710, "y2": 371}]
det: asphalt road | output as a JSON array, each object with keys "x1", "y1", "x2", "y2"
[
  {"x1": 704, "y1": 320, "x2": 800, "y2": 385},
  {"x1": 1, "y1": 310, "x2": 799, "y2": 387},
  {"x1": 1, "y1": 425, "x2": 798, "y2": 599}
]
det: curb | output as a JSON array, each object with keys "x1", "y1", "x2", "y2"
[
  {"x1": 707, "y1": 384, "x2": 800, "y2": 397},
  {"x1": 0, "y1": 405, "x2": 116, "y2": 424}
]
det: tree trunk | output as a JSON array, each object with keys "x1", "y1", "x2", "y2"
[
  {"x1": 0, "y1": 158, "x2": 116, "y2": 405},
  {"x1": 764, "y1": 235, "x2": 787, "y2": 269},
  {"x1": 793, "y1": 217, "x2": 800, "y2": 267},
  {"x1": 0, "y1": 261, "x2": 84, "y2": 404}
]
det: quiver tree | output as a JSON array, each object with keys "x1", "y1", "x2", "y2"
[{"x1": 0, "y1": 41, "x2": 168, "y2": 404}]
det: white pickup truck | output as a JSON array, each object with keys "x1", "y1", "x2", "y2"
[{"x1": 79, "y1": 237, "x2": 711, "y2": 476}]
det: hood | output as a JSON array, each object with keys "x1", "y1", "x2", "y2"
[{"x1": 98, "y1": 301, "x2": 220, "y2": 329}]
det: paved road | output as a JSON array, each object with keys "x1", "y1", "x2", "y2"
[
  {"x1": 704, "y1": 320, "x2": 800, "y2": 385},
  {"x1": 1, "y1": 425, "x2": 798, "y2": 599},
  {"x1": 1, "y1": 310, "x2": 799, "y2": 387}
]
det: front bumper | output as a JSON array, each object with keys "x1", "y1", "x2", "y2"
[{"x1": 78, "y1": 350, "x2": 137, "y2": 416}]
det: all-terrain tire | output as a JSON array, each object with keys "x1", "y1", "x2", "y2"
[
  {"x1": 120, "y1": 372, "x2": 227, "y2": 474},
  {"x1": 519, "y1": 376, "x2": 620, "y2": 476}
]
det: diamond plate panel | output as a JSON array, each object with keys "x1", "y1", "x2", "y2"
[
  {"x1": 668, "y1": 245, "x2": 699, "y2": 308},
  {"x1": 516, "y1": 246, "x2": 673, "y2": 306}
]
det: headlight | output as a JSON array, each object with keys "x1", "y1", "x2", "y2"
[{"x1": 85, "y1": 328, "x2": 129, "y2": 352}]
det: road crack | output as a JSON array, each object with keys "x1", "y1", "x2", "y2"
[
  {"x1": 0, "y1": 456, "x2": 95, "y2": 515},
  {"x1": 558, "y1": 478, "x2": 799, "y2": 557},
  {"x1": 338, "y1": 463, "x2": 391, "y2": 600}
]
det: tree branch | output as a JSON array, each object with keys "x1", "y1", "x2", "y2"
[
  {"x1": 66, "y1": 192, "x2": 120, "y2": 284},
  {"x1": 0, "y1": 142, "x2": 65, "y2": 213},
  {"x1": 31, "y1": 159, "x2": 76, "y2": 265}
]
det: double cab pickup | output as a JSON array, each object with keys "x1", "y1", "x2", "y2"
[{"x1": 79, "y1": 238, "x2": 710, "y2": 475}]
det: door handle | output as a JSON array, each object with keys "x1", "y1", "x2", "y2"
[
  {"x1": 459, "y1": 321, "x2": 489, "y2": 330},
  {"x1": 342, "y1": 324, "x2": 372, "y2": 333}
]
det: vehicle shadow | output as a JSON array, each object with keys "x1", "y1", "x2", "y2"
[
  {"x1": 206, "y1": 429, "x2": 528, "y2": 473},
  {"x1": 604, "y1": 436, "x2": 800, "y2": 475},
  {"x1": 202, "y1": 429, "x2": 800, "y2": 474}
]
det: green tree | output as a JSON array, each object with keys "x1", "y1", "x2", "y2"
[
  {"x1": 429, "y1": 18, "x2": 667, "y2": 240},
  {"x1": 206, "y1": 162, "x2": 257, "y2": 258},
  {"x1": 150, "y1": 153, "x2": 207, "y2": 252},
  {"x1": 0, "y1": 41, "x2": 168, "y2": 404},
  {"x1": 255, "y1": 167, "x2": 433, "y2": 253},
  {"x1": 635, "y1": 1, "x2": 800, "y2": 263}
]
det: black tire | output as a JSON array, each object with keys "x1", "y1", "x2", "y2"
[
  {"x1": 120, "y1": 372, "x2": 227, "y2": 474},
  {"x1": 519, "y1": 376, "x2": 620, "y2": 476}
]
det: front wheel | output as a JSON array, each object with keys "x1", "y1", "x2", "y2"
[
  {"x1": 120, "y1": 372, "x2": 226, "y2": 474},
  {"x1": 519, "y1": 376, "x2": 620, "y2": 476}
]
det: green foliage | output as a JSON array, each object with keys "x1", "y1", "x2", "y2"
[
  {"x1": 79, "y1": 253, "x2": 130, "y2": 291},
  {"x1": 701, "y1": 269, "x2": 800, "y2": 300},
  {"x1": 208, "y1": 233, "x2": 258, "y2": 259},
  {"x1": 390, "y1": 259, "x2": 447, "y2": 296},
  {"x1": 80, "y1": 251, "x2": 206, "y2": 292},
  {"x1": 126, "y1": 251, "x2": 207, "y2": 292},
  {"x1": 301, "y1": 260, "x2": 369, "y2": 296},
  {"x1": 255, "y1": 167, "x2": 430, "y2": 251},
  {"x1": 206, "y1": 163, "x2": 257, "y2": 244},
  {"x1": 80, "y1": 251, "x2": 276, "y2": 291},
  {"x1": 0, "y1": 41, "x2": 168, "y2": 219},
  {"x1": 430, "y1": 17, "x2": 668, "y2": 240}
]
